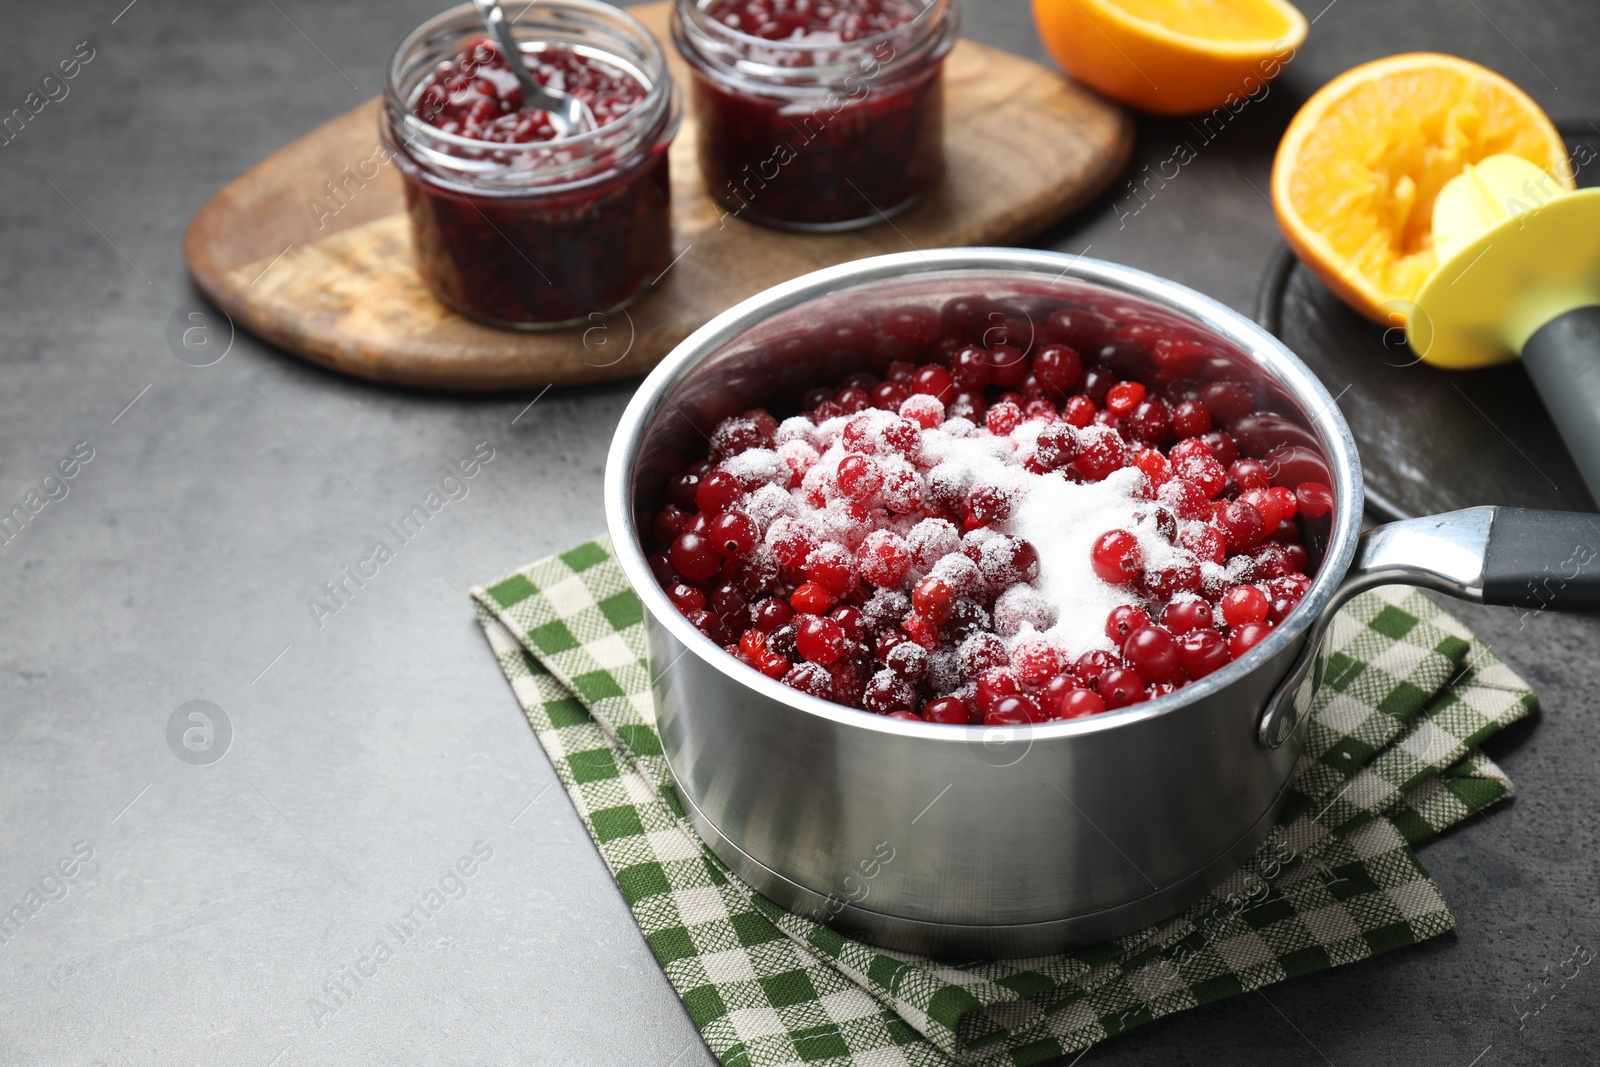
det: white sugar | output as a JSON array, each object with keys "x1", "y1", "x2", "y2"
[{"x1": 1009, "y1": 465, "x2": 1148, "y2": 654}]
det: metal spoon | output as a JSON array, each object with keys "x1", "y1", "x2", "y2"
[{"x1": 471, "y1": 0, "x2": 596, "y2": 135}]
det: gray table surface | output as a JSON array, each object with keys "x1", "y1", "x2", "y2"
[{"x1": 4, "y1": 1, "x2": 1600, "y2": 1064}]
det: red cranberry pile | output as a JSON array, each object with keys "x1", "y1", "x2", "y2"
[
  {"x1": 708, "y1": 0, "x2": 920, "y2": 43},
  {"x1": 645, "y1": 311, "x2": 1334, "y2": 727},
  {"x1": 414, "y1": 39, "x2": 645, "y2": 143}
]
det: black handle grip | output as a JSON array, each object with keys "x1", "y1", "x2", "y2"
[
  {"x1": 1520, "y1": 305, "x2": 1600, "y2": 505},
  {"x1": 1483, "y1": 507, "x2": 1600, "y2": 614}
]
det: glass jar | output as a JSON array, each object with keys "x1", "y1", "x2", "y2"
[
  {"x1": 383, "y1": 1, "x2": 681, "y2": 329},
  {"x1": 672, "y1": 0, "x2": 960, "y2": 233}
]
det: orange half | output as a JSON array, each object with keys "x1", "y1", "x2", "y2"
[
  {"x1": 1271, "y1": 53, "x2": 1573, "y2": 323},
  {"x1": 1032, "y1": 0, "x2": 1307, "y2": 116}
]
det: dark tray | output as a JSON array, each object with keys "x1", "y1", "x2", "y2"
[{"x1": 1256, "y1": 123, "x2": 1600, "y2": 522}]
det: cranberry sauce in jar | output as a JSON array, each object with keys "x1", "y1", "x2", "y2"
[
  {"x1": 383, "y1": 2, "x2": 681, "y2": 329},
  {"x1": 672, "y1": 0, "x2": 960, "y2": 232}
]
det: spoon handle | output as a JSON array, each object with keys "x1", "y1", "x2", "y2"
[{"x1": 471, "y1": 0, "x2": 547, "y2": 103}]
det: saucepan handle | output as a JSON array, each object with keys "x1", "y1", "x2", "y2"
[
  {"x1": 1479, "y1": 507, "x2": 1600, "y2": 614},
  {"x1": 1258, "y1": 506, "x2": 1600, "y2": 748}
]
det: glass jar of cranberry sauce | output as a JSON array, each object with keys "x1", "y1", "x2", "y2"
[
  {"x1": 673, "y1": 0, "x2": 960, "y2": 233},
  {"x1": 383, "y1": 2, "x2": 680, "y2": 329}
]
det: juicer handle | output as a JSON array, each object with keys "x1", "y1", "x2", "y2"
[
  {"x1": 1521, "y1": 305, "x2": 1600, "y2": 505},
  {"x1": 1258, "y1": 506, "x2": 1600, "y2": 747}
]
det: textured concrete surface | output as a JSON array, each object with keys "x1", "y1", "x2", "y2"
[{"x1": 2, "y1": 1, "x2": 1598, "y2": 1064}]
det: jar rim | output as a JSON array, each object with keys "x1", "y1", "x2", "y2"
[
  {"x1": 673, "y1": 0, "x2": 952, "y2": 54},
  {"x1": 384, "y1": 0, "x2": 677, "y2": 179}
]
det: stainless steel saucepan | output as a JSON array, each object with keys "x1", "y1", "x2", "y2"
[{"x1": 604, "y1": 248, "x2": 1600, "y2": 958}]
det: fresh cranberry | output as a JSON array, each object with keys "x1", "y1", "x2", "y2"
[
  {"x1": 1024, "y1": 397, "x2": 1058, "y2": 421},
  {"x1": 1123, "y1": 398, "x2": 1172, "y2": 445},
  {"x1": 965, "y1": 485, "x2": 1012, "y2": 528},
  {"x1": 738, "y1": 628, "x2": 767, "y2": 661},
  {"x1": 1268, "y1": 485, "x2": 1298, "y2": 519},
  {"x1": 790, "y1": 581, "x2": 837, "y2": 615},
  {"x1": 1296, "y1": 481, "x2": 1335, "y2": 519},
  {"x1": 1075, "y1": 434, "x2": 1125, "y2": 481},
  {"x1": 950, "y1": 345, "x2": 993, "y2": 390},
  {"x1": 667, "y1": 471, "x2": 701, "y2": 511},
  {"x1": 836, "y1": 454, "x2": 882, "y2": 502},
  {"x1": 1063, "y1": 395, "x2": 1097, "y2": 428},
  {"x1": 836, "y1": 387, "x2": 871, "y2": 413},
  {"x1": 696, "y1": 470, "x2": 743, "y2": 514},
  {"x1": 1219, "y1": 585, "x2": 1269, "y2": 627},
  {"x1": 1105, "y1": 604, "x2": 1154, "y2": 644},
  {"x1": 871, "y1": 381, "x2": 912, "y2": 411},
  {"x1": 670, "y1": 530, "x2": 722, "y2": 582},
  {"x1": 795, "y1": 615, "x2": 846, "y2": 665},
  {"x1": 1143, "y1": 561, "x2": 1202, "y2": 600},
  {"x1": 1228, "y1": 621, "x2": 1274, "y2": 659},
  {"x1": 1199, "y1": 431, "x2": 1238, "y2": 466},
  {"x1": 1129, "y1": 448, "x2": 1169, "y2": 491},
  {"x1": 648, "y1": 551, "x2": 677, "y2": 587},
  {"x1": 1033, "y1": 423, "x2": 1078, "y2": 470},
  {"x1": 901, "y1": 610, "x2": 939, "y2": 649},
  {"x1": 1099, "y1": 667, "x2": 1147, "y2": 708},
  {"x1": 1171, "y1": 399, "x2": 1212, "y2": 438},
  {"x1": 1122, "y1": 625, "x2": 1182, "y2": 684},
  {"x1": 911, "y1": 364, "x2": 956, "y2": 404},
  {"x1": 1240, "y1": 487, "x2": 1286, "y2": 530},
  {"x1": 668, "y1": 583, "x2": 707, "y2": 613},
  {"x1": 922, "y1": 696, "x2": 973, "y2": 725},
  {"x1": 1090, "y1": 530, "x2": 1143, "y2": 585},
  {"x1": 1082, "y1": 366, "x2": 1114, "y2": 404},
  {"x1": 1229, "y1": 458, "x2": 1271, "y2": 491},
  {"x1": 767, "y1": 621, "x2": 799, "y2": 660},
  {"x1": 883, "y1": 641, "x2": 928, "y2": 681},
  {"x1": 829, "y1": 605, "x2": 868, "y2": 644},
  {"x1": 805, "y1": 549, "x2": 855, "y2": 596},
  {"x1": 1073, "y1": 649, "x2": 1117, "y2": 688},
  {"x1": 948, "y1": 390, "x2": 987, "y2": 423},
  {"x1": 1105, "y1": 380, "x2": 1146, "y2": 416},
  {"x1": 652, "y1": 505, "x2": 690, "y2": 544},
  {"x1": 912, "y1": 576, "x2": 956, "y2": 624},
  {"x1": 1215, "y1": 499, "x2": 1267, "y2": 551},
  {"x1": 987, "y1": 694, "x2": 1042, "y2": 725},
  {"x1": 1010, "y1": 639, "x2": 1060, "y2": 687},
  {"x1": 1053, "y1": 687, "x2": 1106, "y2": 719},
  {"x1": 710, "y1": 582, "x2": 751, "y2": 624},
  {"x1": 710, "y1": 510, "x2": 758, "y2": 556},
  {"x1": 1178, "y1": 628, "x2": 1230, "y2": 678},
  {"x1": 1161, "y1": 597, "x2": 1213, "y2": 634},
  {"x1": 1180, "y1": 522, "x2": 1227, "y2": 564},
  {"x1": 783, "y1": 662, "x2": 834, "y2": 699},
  {"x1": 986, "y1": 401, "x2": 1023, "y2": 436},
  {"x1": 975, "y1": 667, "x2": 1022, "y2": 714},
  {"x1": 1201, "y1": 382, "x2": 1255, "y2": 423},
  {"x1": 1032, "y1": 344, "x2": 1083, "y2": 394},
  {"x1": 863, "y1": 671, "x2": 916, "y2": 715},
  {"x1": 1174, "y1": 451, "x2": 1226, "y2": 498},
  {"x1": 766, "y1": 518, "x2": 816, "y2": 568},
  {"x1": 855, "y1": 530, "x2": 910, "y2": 587},
  {"x1": 753, "y1": 597, "x2": 794, "y2": 632},
  {"x1": 988, "y1": 345, "x2": 1028, "y2": 388}
]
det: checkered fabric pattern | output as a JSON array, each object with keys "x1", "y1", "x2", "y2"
[{"x1": 472, "y1": 537, "x2": 1537, "y2": 1067}]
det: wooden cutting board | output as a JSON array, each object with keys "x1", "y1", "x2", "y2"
[{"x1": 184, "y1": 3, "x2": 1132, "y2": 391}]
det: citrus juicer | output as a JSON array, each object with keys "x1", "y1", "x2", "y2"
[{"x1": 1408, "y1": 153, "x2": 1600, "y2": 500}]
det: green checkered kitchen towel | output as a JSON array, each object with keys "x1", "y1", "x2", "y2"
[{"x1": 471, "y1": 537, "x2": 1537, "y2": 1067}]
